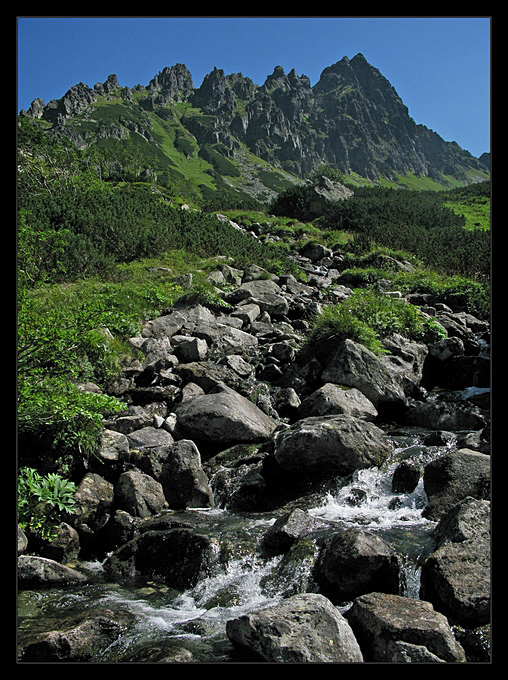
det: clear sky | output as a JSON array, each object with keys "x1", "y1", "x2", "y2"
[{"x1": 17, "y1": 16, "x2": 491, "y2": 158}]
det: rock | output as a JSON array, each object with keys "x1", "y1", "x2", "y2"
[
  {"x1": 20, "y1": 608, "x2": 131, "y2": 662},
  {"x1": 37, "y1": 522, "x2": 80, "y2": 564},
  {"x1": 126, "y1": 426, "x2": 174, "y2": 449},
  {"x1": 345, "y1": 592, "x2": 466, "y2": 662},
  {"x1": 261, "y1": 508, "x2": 323, "y2": 555},
  {"x1": 103, "y1": 527, "x2": 218, "y2": 589},
  {"x1": 320, "y1": 339, "x2": 408, "y2": 409},
  {"x1": 404, "y1": 399, "x2": 486, "y2": 432},
  {"x1": 422, "y1": 449, "x2": 490, "y2": 521},
  {"x1": 160, "y1": 440, "x2": 214, "y2": 509},
  {"x1": 18, "y1": 526, "x2": 30, "y2": 558},
  {"x1": 171, "y1": 335, "x2": 208, "y2": 362},
  {"x1": 298, "y1": 383, "x2": 378, "y2": 421},
  {"x1": 72, "y1": 473, "x2": 114, "y2": 552},
  {"x1": 273, "y1": 415, "x2": 392, "y2": 478},
  {"x1": 174, "y1": 383, "x2": 278, "y2": 447},
  {"x1": 391, "y1": 459, "x2": 423, "y2": 493},
  {"x1": 226, "y1": 593, "x2": 363, "y2": 662},
  {"x1": 18, "y1": 555, "x2": 87, "y2": 589},
  {"x1": 314, "y1": 527, "x2": 401, "y2": 602},
  {"x1": 114, "y1": 469, "x2": 167, "y2": 518},
  {"x1": 228, "y1": 279, "x2": 290, "y2": 317},
  {"x1": 420, "y1": 498, "x2": 490, "y2": 627}
]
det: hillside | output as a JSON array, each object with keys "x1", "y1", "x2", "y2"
[{"x1": 19, "y1": 55, "x2": 489, "y2": 203}]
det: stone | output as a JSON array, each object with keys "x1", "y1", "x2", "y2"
[
  {"x1": 126, "y1": 426, "x2": 174, "y2": 450},
  {"x1": 273, "y1": 415, "x2": 392, "y2": 478},
  {"x1": 160, "y1": 440, "x2": 214, "y2": 509},
  {"x1": 320, "y1": 339, "x2": 408, "y2": 408},
  {"x1": 314, "y1": 527, "x2": 401, "y2": 602},
  {"x1": 174, "y1": 383, "x2": 278, "y2": 447},
  {"x1": 261, "y1": 508, "x2": 322, "y2": 555},
  {"x1": 420, "y1": 498, "x2": 490, "y2": 627},
  {"x1": 114, "y1": 469, "x2": 167, "y2": 518},
  {"x1": 18, "y1": 555, "x2": 87, "y2": 589},
  {"x1": 298, "y1": 383, "x2": 378, "y2": 421},
  {"x1": 345, "y1": 592, "x2": 466, "y2": 662},
  {"x1": 226, "y1": 593, "x2": 363, "y2": 662},
  {"x1": 422, "y1": 449, "x2": 490, "y2": 521}
]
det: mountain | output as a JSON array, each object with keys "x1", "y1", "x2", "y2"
[{"x1": 19, "y1": 54, "x2": 490, "y2": 203}]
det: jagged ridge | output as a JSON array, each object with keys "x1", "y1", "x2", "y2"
[{"x1": 20, "y1": 54, "x2": 490, "y2": 198}]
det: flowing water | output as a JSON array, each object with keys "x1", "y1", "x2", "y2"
[{"x1": 18, "y1": 424, "x2": 459, "y2": 662}]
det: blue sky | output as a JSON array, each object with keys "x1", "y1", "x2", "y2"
[{"x1": 17, "y1": 16, "x2": 491, "y2": 157}]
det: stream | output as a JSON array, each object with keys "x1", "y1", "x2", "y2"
[{"x1": 18, "y1": 423, "x2": 461, "y2": 663}]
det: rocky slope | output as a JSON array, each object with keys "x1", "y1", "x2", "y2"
[
  {"x1": 18, "y1": 218, "x2": 490, "y2": 662},
  {"x1": 20, "y1": 54, "x2": 490, "y2": 200}
]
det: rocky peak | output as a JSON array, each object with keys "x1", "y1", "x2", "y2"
[
  {"x1": 192, "y1": 67, "x2": 236, "y2": 115},
  {"x1": 148, "y1": 63, "x2": 194, "y2": 102}
]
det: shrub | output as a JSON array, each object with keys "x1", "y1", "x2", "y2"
[{"x1": 18, "y1": 467, "x2": 78, "y2": 541}]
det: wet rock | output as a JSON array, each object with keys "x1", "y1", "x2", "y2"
[
  {"x1": 345, "y1": 592, "x2": 466, "y2": 662},
  {"x1": 420, "y1": 497, "x2": 490, "y2": 627},
  {"x1": 19, "y1": 608, "x2": 132, "y2": 661},
  {"x1": 422, "y1": 449, "x2": 490, "y2": 521},
  {"x1": 273, "y1": 415, "x2": 392, "y2": 478},
  {"x1": 226, "y1": 593, "x2": 363, "y2": 662},
  {"x1": 18, "y1": 555, "x2": 87, "y2": 589},
  {"x1": 314, "y1": 527, "x2": 401, "y2": 602},
  {"x1": 261, "y1": 508, "x2": 323, "y2": 555},
  {"x1": 103, "y1": 527, "x2": 219, "y2": 589},
  {"x1": 404, "y1": 399, "x2": 486, "y2": 432}
]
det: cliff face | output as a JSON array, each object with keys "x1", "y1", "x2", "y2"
[{"x1": 21, "y1": 54, "x2": 489, "y2": 189}]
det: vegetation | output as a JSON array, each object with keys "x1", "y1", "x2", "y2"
[{"x1": 17, "y1": 114, "x2": 490, "y2": 534}]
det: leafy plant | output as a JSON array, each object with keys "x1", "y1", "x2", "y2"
[{"x1": 18, "y1": 467, "x2": 78, "y2": 541}]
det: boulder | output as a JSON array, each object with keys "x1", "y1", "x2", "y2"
[
  {"x1": 273, "y1": 415, "x2": 392, "y2": 478},
  {"x1": 345, "y1": 592, "x2": 466, "y2": 662},
  {"x1": 422, "y1": 449, "x2": 490, "y2": 521},
  {"x1": 126, "y1": 426, "x2": 174, "y2": 450},
  {"x1": 404, "y1": 399, "x2": 487, "y2": 432},
  {"x1": 159, "y1": 439, "x2": 214, "y2": 509},
  {"x1": 261, "y1": 508, "x2": 323, "y2": 555},
  {"x1": 72, "y1": 473, "x2": 114, "y2": 551},
  {"x1": 114, "y1": 469, "x2": 167, "y2": 518},
  {"x1": 18, "y1": 555, "x2": 87, "y2": 589},
  {"x1": 420, "y1": 498, "x2": 490, "y2": 627},
  {"x1": 320, "y1": 339, "x2": 408, "y2": 408},
  {"x1": 103, "y1": 527, "x2": 219, "y2": 589},
  {"x1": 297, "y1": 383, "x2": 378, "y2": 421},
  {"x1": 226, "y1": 593, "x2": 363, "y2": 662},
  {"x1": 19, "y1": 609, "x2": 132, "y2": 662},
  {"x1": 314, "y1": 527, "x2": 401, "y2": 602},
  {"x1": 174, "y1": 383, "x2": 278, "y2": 447}
]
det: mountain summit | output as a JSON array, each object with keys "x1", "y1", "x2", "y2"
[{"x1": 20, "y1": 54, "x2": 489, "y2": 201}]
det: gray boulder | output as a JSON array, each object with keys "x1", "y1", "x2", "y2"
[
  {"x1": 18, "y1": 555, "x2": 87, "y2": 589},
  {"x1": 160, "y1": 439, "x2": 214, "y2": 509},
  {"x1": 320, "y1": 339, "x2": 408, "y2": 408},
  {"x1": 423, "y1": 449, "x2": 490, "y2": 521},
  {"x1": 261, "y1": 508, "x2": 323, "y2": 555},
  {"x1": 298, "y1": 383, "x2": 378, "y2": 421},
  {"x1": 420, "y1": 497, "x2": 490, "y2": 627},
  {"x1": 314, "y1": 527, "x2": 401, "y2": 602},
  {"x1": 114, "y1": 469, "x2": 167, "y2": 518},
  {"x1": 273, "y1": 415, "x2": 392, "y2": 478},
  {"x1": 226, "y1": 593, "x2": 363, "y2": 662},
  {"x1": 345, "y1": 592, "x2": 466, "y2": 662},
  {"x1": 174, "y1": 383, "x2": 278, "y2": 447}
]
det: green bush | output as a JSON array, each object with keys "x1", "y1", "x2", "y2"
[
  {"x1": 18, "y1": 467, "x2": 78, "y2": 541},
  {"x1": 303, "y1": 289, "x2": 447, "y2": 362}
]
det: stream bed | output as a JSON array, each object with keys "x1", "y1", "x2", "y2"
[{"x1": 18, "y1": 426, "x2": 457, "y2": 663}]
